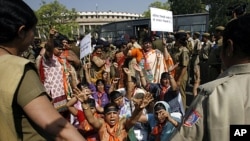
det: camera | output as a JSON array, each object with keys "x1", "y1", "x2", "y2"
[{"x1": 226, "y1": 3, "x2": 248, "y2": 17}]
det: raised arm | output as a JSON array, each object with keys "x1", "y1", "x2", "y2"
[
  {"x1": 162, "y1": 37, "x2": 171, "y2": 60},
  {"x1": 66, "y1": 96, "x2": 79, "y2": 116},
  {"x1": 83, "y1": 63, "x2": 92, "y2": 84},
  {"x1": 44, "y1": 28, "x2": 57, "y2": 59},
  {"x1": 67, "y1": 50, "x2": 81, "y2": 69},
  {"x1": 103, "y1": 63, "x2": 111, "y2": 85},
  {"x1": 108, "y1": 78, "x2": 119, "y2": 94},
  {"x1": 91, "y1": 55, "x2": 106, "y2": 67},
  {"x1": 123, "y1": 67, "x2": 133, "y2": 100},
  {"x1": 134, "y1": 64, "x2": 147, "y2": 88},
  {"x1": 168, "y1": 63, "x2": 179, "y2": 91},
  {"x1": 125, "y1": 93, "x2": 154, "y2": 130},
  {"x1": 69, "y1": 65, "x2": 79, "y2": 90},
  {"x1": 74, "y1": 87, "x2": 103, "y2": 129}
]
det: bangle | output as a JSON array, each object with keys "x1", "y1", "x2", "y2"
[
  {"x1": 82, "y1": 103, "x2": 89, "y2": 110},
  {"x1": 82, "y1": 106, "x2": 89, "y2": 110},
  {"x1": 140, "y1": 76, "x2": 144, "y2": 78}
]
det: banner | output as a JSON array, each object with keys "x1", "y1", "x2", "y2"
[{"x1": 150, "y1": 7, "x2": 173, "y2": 32}]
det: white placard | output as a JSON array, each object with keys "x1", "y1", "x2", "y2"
[
  {"x1": 80, "y1": 33, "x2": 92, "y2": 59},
  {"x1": 150, "y1": 7, "x2": 173, "y2": 32}
]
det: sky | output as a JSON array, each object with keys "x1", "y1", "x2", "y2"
[{"x1": 23, "y1": 0, "x2": 167, "y2": 14}]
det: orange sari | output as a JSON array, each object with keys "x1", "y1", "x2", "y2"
[{"x1": 78, "y1": 112, "x2": 100, "y2": 141}]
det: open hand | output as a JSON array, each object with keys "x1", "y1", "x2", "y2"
[
  {"x1": 132, "y1": 92, "x2": 154, "y2": 109},
  {"x1": 104, "y1": 64, "x2": 111, "y2": 72},
  {"x1": 113, "y1": 62, "x2": 118, "y2": 68},
  {"x1": 123, "y1": 67, "x2": 131, "y2": 75},
  {"x1": 73, "y1": 87, "x2": 92, "y2": 103},
  {"x1": 161, "y1": 110, "x2": 170, "y2": 119}
]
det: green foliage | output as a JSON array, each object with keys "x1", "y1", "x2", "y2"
[
  {"x1": 201, "y1": 0, "x2": 250, "y2": 32},
  {"x1": 35, "y1": 0, "x2": 78, "y2": 39},
  {"x1": 142, "y1": 1, "x2": 170, "y2": 18},
  {"x1": 169, "y1": 0, "x2": 204, "y2": 15}
]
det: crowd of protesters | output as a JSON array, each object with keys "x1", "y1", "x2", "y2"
[
  {"x1": 18, "y1": 21, "x2": 227, "y2": 140},
  {"x1": 2, "y1": 1, "x2": 249, "y2": 141}
]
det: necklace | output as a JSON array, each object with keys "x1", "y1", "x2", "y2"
[{"x1": 0, "y1": 46, "x2": 12, "y2": 55}]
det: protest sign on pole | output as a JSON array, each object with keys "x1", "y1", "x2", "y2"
[
  {"x1": 150, "y1": 7, "x2": 173, "y2": 32},
  {"x1": 80, "y1": 33, "x2": 92, "y2": 59}
]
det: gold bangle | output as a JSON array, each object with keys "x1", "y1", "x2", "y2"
[
  {"x1": 140, "y1": 76, "x2": 144, "y2": 78},
  {"x1": 82, "y1": 105, "x2": 89, "y2": 110}
]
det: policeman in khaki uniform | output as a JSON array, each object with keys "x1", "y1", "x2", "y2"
[
  {"x1": 186, "y1": 31, "x2": 194, "y2": 56},
  {"x1": 207, "y1": 26, "x2": 225, "y2": 82},
  {"x1": 199, "y1": 33, "x2": 213, "y2": 84},
  {"x1": 152, "y1": 32, "x2": 165, "y2": 53},
  {"x1": 190, "y1": 32, "x2": 202, "y2": 96},
  {"x1": 215, "y1": 26, "x2": 224, "y2": 47},
  {"x1": 169, "y1": 14, "x2": 250, "y2": 141},
  {"x1": 171, "y1": 31, "x2": 190, "y2": 110}
]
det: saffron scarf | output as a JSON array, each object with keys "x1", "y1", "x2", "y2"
[
  {"x1": 97, "y1": 91, "x2": 105, "y2": 106},
  {"x1": 151, "y1": 121, "x2": 166, "y2": 141},
  {"x1": 142, "y1": 49, "x2": 169, "y2": 83},
  {"x1": 106, "y1": 123, "x2": 120, "y2": 141},
  {"x1": 56, "y1": 55, "x2": 73, "y2": 99},
  {"x1": 160, "y1": 86, "x2": 167, "y2": 100},
  {"x1": 159, "y1": 85, "x2": 170, "y2": 101}
]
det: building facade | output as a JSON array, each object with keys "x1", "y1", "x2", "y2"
[{"x1": 76, "y1": 11, "x2": 142, "y2": 35}]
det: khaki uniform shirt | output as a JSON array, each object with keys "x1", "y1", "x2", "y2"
[
  {"x1": 170, "y1": 63, "x2": 250, "y2": 141},
  {"x1": 172, "y1": 46, "x2": 189, "y2": 81},
  {"x1": 217, "y1": 38, "x2": 223, "y2": 47},
  {"x1": 0, "y1": 55, "x2": 51, "y2": 141},
  {"x1": 193, "y1": 38, "x2": 201, "y2": 55},
  {"x1": 199, "y1": 40, "x2": 212, "y2": 60},
  {"x1": 152, "y1": 38, "x2": 164, "y2": 53}
]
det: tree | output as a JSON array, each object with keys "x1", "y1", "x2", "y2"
[
  {"x1": 35, "y1": 0, "x2": 78, "y2": 40},
  {"x1": 169, "y1": 0, "x2": 205, "y2": 15},
  {"x1": 142, "y1": 1, "x2": 170, "y2": 18},
  {"x1": 201, "y1": 0, "x2": 250, "y2": 32}
]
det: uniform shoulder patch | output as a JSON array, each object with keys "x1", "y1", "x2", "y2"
[{"x1": 183, "y1": 110, "x2": 201, "y2": 127}]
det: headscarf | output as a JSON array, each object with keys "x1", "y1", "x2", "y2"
[
  {"x1": 153, "y1": 101, "x2": 171, "y2": 114},
  {"x1": 151, "y1": 101, "x2": 171, "y2": 141}
]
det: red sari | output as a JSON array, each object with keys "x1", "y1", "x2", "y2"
[{"x1": 77, "y1": 110, "x2": 100, "y2": 141}]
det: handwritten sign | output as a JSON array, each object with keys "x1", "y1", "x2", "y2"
[
  {"x1": 150, "y1": 7, "x2": 173, "y2": 32},
  {"x1": 80, "y1": 33, "x2": 92, "y2": 59}
]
